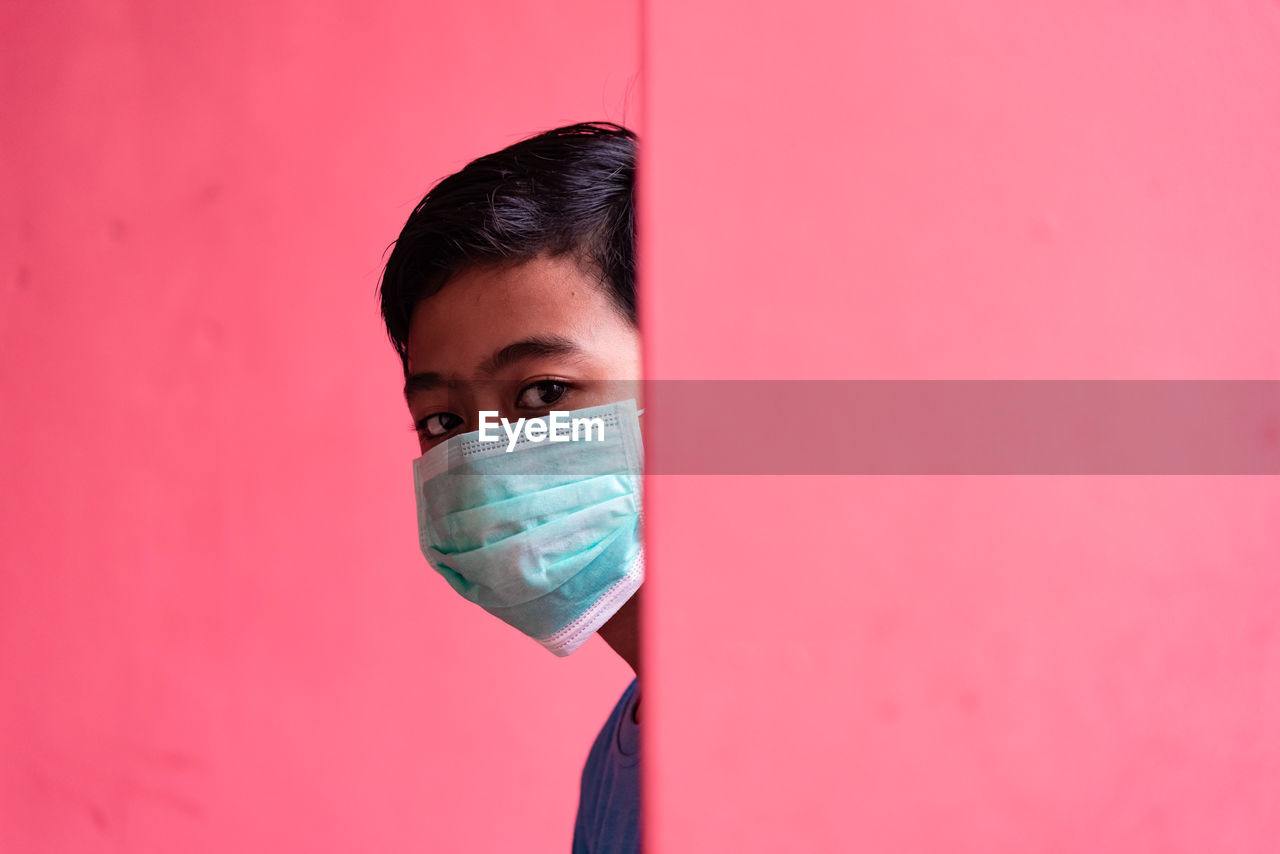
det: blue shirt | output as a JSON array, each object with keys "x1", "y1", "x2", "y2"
[{"x1": 573, "y1": 679, "x2": 640, "y2": 853}]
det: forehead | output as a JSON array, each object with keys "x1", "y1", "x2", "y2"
[{"x1": 405, "y1": 252, "x2": 630, "y2": 378}]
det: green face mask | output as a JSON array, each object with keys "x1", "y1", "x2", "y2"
[{"x1": 412, "y1": 399, "x2": 644, "y2": 656}]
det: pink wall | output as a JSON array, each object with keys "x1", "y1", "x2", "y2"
[
  {"x1": 642, "y1": 1, "x2": 1280, "y2": 851},
  {"x1": 0, "y1": 1, "x2": 637, "y2": 851}
]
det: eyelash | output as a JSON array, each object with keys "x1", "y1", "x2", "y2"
[{"x1": 409, "y1": 379, "x2": 576, "y2": 438}]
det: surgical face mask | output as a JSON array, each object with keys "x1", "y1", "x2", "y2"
[{"x1": 412, "y1": 399, "x2": 644, "y2": 656}]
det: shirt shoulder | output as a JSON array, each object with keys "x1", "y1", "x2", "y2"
[{"x1": 573, "y1": 679, "x2": 641, "y2": 854}]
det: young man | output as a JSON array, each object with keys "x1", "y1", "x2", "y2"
[{"x1": 377, "y1": 123, "x2": 643, "y2": 853}]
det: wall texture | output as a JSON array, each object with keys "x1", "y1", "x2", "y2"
[
  {"x1": 642, "y1": 1, "x2": 1280, "y2": 851},
  {"x1": 1, "y1": 1, "x2": 638, "y2": 850}
]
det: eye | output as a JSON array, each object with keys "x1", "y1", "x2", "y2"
[
  {"x1": 516, "y1": 379, "x2": 569, "y2": 410},
  {"x1": 414, "y1": 412, "x2": 464, "y2": 439}
]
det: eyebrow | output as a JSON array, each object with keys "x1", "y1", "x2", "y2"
[
  {"x1": 477, "y1": 335, "x2": 585, "y2": 377},
  {"x1": 403, "y1": 335, "x2": 586, "y2": 400},
  {"x1": 402, "y1": 371, "x2": 448, "y2": 398}
]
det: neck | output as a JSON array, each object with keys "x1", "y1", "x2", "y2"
[
  {"x1": 596, "y1": 592, "x2": 641, "y2": 676},
  {"x1": 597, "y1": 593, "x2": 642, "y2": 724}
]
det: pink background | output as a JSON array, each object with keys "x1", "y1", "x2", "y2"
[
  {"x1": 1, "y1": 1, "x2": 638, "y2": 851},
  {"x1": 643, "y1": 1, "x2": 1279, "y2": 852}
]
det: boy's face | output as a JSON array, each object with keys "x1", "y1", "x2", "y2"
[{"x1": 404, "y1": 251, "x2": 642, "y2": 455}]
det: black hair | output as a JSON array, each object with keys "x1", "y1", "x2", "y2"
[{"x1": 378, "y1": 121, "x2": 637, "y2": 375}]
